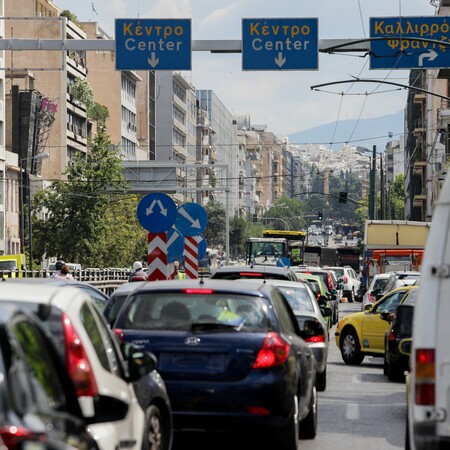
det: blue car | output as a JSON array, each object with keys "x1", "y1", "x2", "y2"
[{"x1": 112, "y1": 278, "x2": 317, "y2": 450}]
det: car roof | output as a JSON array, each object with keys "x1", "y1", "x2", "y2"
[
  {"x1": 0, "y1": 279, "x2": 92, "y2": 308},
  {"x1": 109, "y1": 281, "x2": 147, "y2": 296},
  {"x1": 212, "y1": 265, "x2": 292, "y2": 273},
  {"x1": 122, "y1": 278, "x2": 278, "y2": 296}
]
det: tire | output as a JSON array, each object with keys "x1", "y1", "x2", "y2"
[
  {"x1": 316, "y1": 367, "x2": 327, "y2": 392},
  {"x1": 388, "y1": 360, "x2": 405, "y2": 382},
  {"x1": 340, "y1": 328, "x2": 365, "y2": 365},
  {"x1": 405, "y1": 411, "x2": 411, "y2": 450},
  {"x1": 299, "y1": 386, "x2": 317, "y2": 440},
  {"x1": 142, "y1": 404, "x2": 165, "y2": 450},
  {"x1": 275, "y1": 395, "x2": 299, "y2": 450}
]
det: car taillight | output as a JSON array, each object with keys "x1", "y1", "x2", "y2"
[
  {"x1": 183, "y1": 289, "x2": 214, "y2": 294},
  {"x1": 415, "y1": 348, "x2": 435, "y2": 406},
  {"x1": 305, "y1": 335, "x2": 325, "y2": 343},
  {"x1": 388, "y1": 331, "x2": 396, "y2": 342},
  {"x1": 113, "y1": 328, "x2": 124, "y2": 343},
  {"x1": 0, "y1": 426, "x2": 40, "y2": 450},
  {"x1": 62, "y1": 313, "x2": 98, "y2": 397},
  {"x1": 253, "y1": 332, "x2": 290, "y2": 369}
]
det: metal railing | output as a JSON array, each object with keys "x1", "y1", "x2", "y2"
[{"x1": 0, "y1": 268, "x2": 131, "y2": 295}]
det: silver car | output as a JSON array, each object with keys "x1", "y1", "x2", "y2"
[{"x1": 262, "y1": 279, "x2": 331, "y2": 392}]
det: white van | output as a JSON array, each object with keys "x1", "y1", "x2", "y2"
[{"x1": 408, "y1": 172, "x2": 450, "y2": 449}]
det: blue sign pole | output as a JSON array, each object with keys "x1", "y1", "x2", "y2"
[
  {"x1": 242, "y1": 18, "x2": 319, "y2": 71},
  {"x1": 115, "y1": 18, "x2": 191, "y2": 70},
  {"x1": 370, "y1": 16, "x2": 450, "y2": 69}
]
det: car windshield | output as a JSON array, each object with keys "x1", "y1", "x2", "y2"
[
  {"x1": 276, "y1": 286, "x2": 315, "y2": 312},
  {"x1": 119, "y1": 292, "x2": 271, "y2": 332}
]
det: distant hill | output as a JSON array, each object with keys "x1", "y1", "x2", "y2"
[{"x1": 287, "y1": 110, "x2": 403, "y2": 150}]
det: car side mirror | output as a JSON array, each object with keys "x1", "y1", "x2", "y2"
[
  {"x1": 320, "y1": 306, "x2": 332, "y2": 318},
  {"x1": 121, "y1": 342, "x2": 157, "y2": 381},
  {"x1": 330, "y1": 294, "x2": 337, "y2": 301},
  {"x1": 318, "y1": 295, "x2": 328, "y2": 308},
  {"x1": 364, "y1": 304, "x2": 373, "y2": 312},
  {"x1": 398, "y1": 338, "x2": 412, "y2": 356}
]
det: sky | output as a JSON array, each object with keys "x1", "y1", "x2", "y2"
[{"x1": 53, "y1": 0, "x2": 436, "y2": 140}]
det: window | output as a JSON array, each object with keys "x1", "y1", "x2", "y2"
[{"x1": 13, "y1": 319, "x2": 66, "y2": 412}]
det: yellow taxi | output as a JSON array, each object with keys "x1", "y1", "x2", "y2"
[{"x1": 335, "y1": 285, "x2": 418, "y2": 365}]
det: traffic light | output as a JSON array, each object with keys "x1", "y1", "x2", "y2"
[
  {"x1": 318, "y1": 211, "x2": 323, "y2": 220},
  {"x1": 339, "y1": 191, "x2": 348, "y2": 203}
]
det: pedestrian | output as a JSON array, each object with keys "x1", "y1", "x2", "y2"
[
  {"x1": 171, "y1": 261, "x2": 185, "y2": 280},
  {"x1": 50, "y1": 260, "x2": 66, "y2": 278},
  {"x1": 53, "y1": 264, "x2": 74, "y2": 280},
  {"x1": 129, "y1": 261, "x2": 147, "y2": 282}
]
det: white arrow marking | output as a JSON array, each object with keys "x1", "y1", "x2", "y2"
[
  {"x1": 275, "y1": 52, "x2": 286, "y2": 68},
  {"x1": 148, "y1": 52, "x2": 159, "y2": 67},
  {"x1": 156, "y1": 200, "x2": 167, "y2": 217},
  {"x1": 146, "y1": 199, "x2": 167, "y2": 216},
  {"x1": 167, "y1": 231, "x2": 179, "y2": 247},
  {"x1": 146, "y1": 199, "x2": 157, "y2": 216},
  {"x1": 179, "y1": 207, "x2": 201, "y2": 229},
  {"x1": 418, "y1": 49, "x2": 438, "y2": 67}
]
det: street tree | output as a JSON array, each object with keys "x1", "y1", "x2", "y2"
[
  {"x1": 33, "y1": 126, "x2": 146, "y2": 267},
  {"x1": 203, "y1": 200, "x2": 226, "y2": 249}
]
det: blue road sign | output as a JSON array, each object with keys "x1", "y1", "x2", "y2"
[
  {"x1": 115, "y1": 19, "x2": 191, "y2": 70},
  {"x1": 167, "y1": 227, "x2": 184, "y2": 263},
  {"x1": 175, "y1": 203, "x2": 208, "y2": 237},
  {"x1": 196, "y1": 234, "x2": 207, "y2": 260},
  {"x1": 370, "y1": 16, "x2": 450, "y2": 69},
  {"x1": 137, "y1": 192, "x2": 177, "y2": 232},
  {"x1": 242, "y1": 18, "x2": 318, "y2": 71}
]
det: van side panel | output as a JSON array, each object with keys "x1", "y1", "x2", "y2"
[{"x1": 411, "y1": 188, "x2": 450, "y2": 446}]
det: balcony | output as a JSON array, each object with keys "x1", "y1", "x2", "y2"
[
  {"x1": 413, "y1": 161, "x2": 426, "y2": 175},
  {"x1": 439, "y1": 98, "x2": 450, "y2": 125},
  {"x1": 413, "y1": 93, "x2": 426, "y2": 104}
]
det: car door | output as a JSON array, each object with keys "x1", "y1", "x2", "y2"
[
  {"x1": 80, "y1": 302, "x2": 145, "y2": 450},
  {"x1": 360, "y1": 289, "x2": 409, "y2": 352}
]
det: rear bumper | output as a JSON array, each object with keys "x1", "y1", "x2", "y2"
[{"x1": 413, "y1": 422, "x2": 450, "y2": 450}]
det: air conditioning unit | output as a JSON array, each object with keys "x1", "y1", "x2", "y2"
[{"x1": 414, "y1": 93, "x2": 426, "y2": 104}]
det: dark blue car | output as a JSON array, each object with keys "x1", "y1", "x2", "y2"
[{"x1": 112, "y1": 278, "x2": 317, "y2": 450}]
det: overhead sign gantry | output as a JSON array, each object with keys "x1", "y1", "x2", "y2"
[{"x1": 370, "y1": 16, "x2": 450, "y2": 69}]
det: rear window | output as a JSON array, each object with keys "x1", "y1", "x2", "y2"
[
  {"x1": 373, "y1": 278, "x2": 388, "y2": 291},
  {"x1": 118, "y1": 292, "x2": 272, "y2": 332},
  {"x1": 276, "y1": 286, "x2": 315, "y2": 312}
]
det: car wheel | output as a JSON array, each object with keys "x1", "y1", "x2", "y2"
[
  {"x1": 340, "y1": 328, "x2": 365, "y2": 365},
  {"x1": 388, "y1": 361, "x2": 405, "y2": 382},
  {"x1": 299, "y1": 386, "x2": 317, "y2": 439},
  {"x1": 275, "y1": 394, "x2": 299, "y2": 450},
  {"x1": 316, "y1": 367, "x2": 326, "y2": 392},
  {"x1": 142, "y1": 404, "x2": 165, "y2": 450}
]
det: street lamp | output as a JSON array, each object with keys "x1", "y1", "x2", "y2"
[{"x1": 20, "y1": 152, "x2": 49, "y2": 276}]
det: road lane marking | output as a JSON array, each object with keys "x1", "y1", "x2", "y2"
[{"x1": 346, "y1": 403, "x2": 359, "y2": 420}]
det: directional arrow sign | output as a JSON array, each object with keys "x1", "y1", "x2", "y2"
[
  {"x1": 242, "y1": 18, "x2": 318, "y2": 71},
  {"x1": 115, "y1": 18, "x2": 191, "y2": 70},
  {"x1": 167, "y1": 227, "x2": 185, "y2": 263},
  {"x1": 137, "y1": 192, "x2": 177, "y2": 232},
  {"x1": 175, "y1": 203, "x2": 208, "y2": 237},
  {"x1": 370, "y1": 16, "x2": 450, "y2": 69}
]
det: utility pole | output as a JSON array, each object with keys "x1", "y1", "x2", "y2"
[
  {"x1": 369, "y1": 145, "x2": 377, "y2": 220},
  {"x1": 380, "y1": 152, "x2": 384, "y2": 219}
]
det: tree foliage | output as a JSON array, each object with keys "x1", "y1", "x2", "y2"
[
  {"x1": 33, "y1": 127, "x2": 146, "y2": 267},
  {"x1": 387, "y1": 174, "x2": 405, "y2": 220},
  {"x1": 203, "y1": 200, "x2": 226, "y2": 249}
]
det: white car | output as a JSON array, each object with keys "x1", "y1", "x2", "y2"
[
  {"x1": 360, "y1": 273, "x2": 391, "y2": 311},
  {"x1": 326, "y1": 266, "x2": 361, "y2": 302},
  {"x1": 0, "y1": 281, "x2": 173, "y2": 450}
]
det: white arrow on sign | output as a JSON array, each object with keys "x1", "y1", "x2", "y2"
[
  {"x1": 275, "y1": 52, "x2": 286, "y2": 68},
  {"x1": 167, "y1": 229, "x2": 180, "y2": 247},
  {"x1": 146, "y1": 199, "x2": 168, "y2": 217},
  {"x1": 418, "y1": 49, "x2": 438, "y2": 67},
  {"x1": 179, "y1": 207, "x2": 201, "y2": 229},
  {"x1": 148, "y1": 52, "x2": 159, "y2": 68}
]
